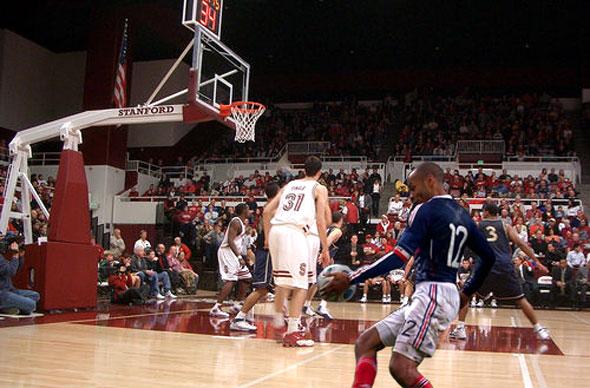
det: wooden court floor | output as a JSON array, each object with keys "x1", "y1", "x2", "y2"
[{"x1": 0, "y1": 297, "x2": 589, "y2": 387}]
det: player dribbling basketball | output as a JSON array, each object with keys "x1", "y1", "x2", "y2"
[{"x1": 324, "y1": 162, "x2": 497, "y2": 388}]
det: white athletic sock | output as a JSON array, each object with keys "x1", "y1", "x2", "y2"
[
  {"x1": 304, "y1": 300, "x2": 311, "y2": 308},
  {"x1": 287, "y1": 317, "x2": 300, "y2": 333},
  {"x1": 273, "y1": 312, "x2": 284, "y2": 329},
  {"x1": 362, "y1": 293, "x2": 367, "y2": 297},
  {"x1": 457, "y1": 321, "x2": 465, "y2": 328},
  {"x1": 236, "y1": 311, "x2": 246, "y2": 320},
  {"x1": 533, "y1": 323, "x2": 542, "y2": 330},
  {"x1": 247, "y1": 309, "x2": 254, "y2": 320},
  {"x1": 319, "y1": 300, "x2": 327, "y2": 309}
]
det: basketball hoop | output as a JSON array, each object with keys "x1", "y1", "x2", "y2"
[{"x1": 220, "y1": 101, "x2": 266, "y2": 143}]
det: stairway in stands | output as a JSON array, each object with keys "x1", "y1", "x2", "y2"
[
  {"x1": 571, "y1": 111, "x2": 590, "y2": 209},
  {"x1": 379, "y1": 183, "x2": 395, "y2": 217}
]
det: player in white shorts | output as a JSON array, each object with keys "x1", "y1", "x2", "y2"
[
  {"x1": 263, "y1": 156, "x2": 330, "y2": 347},
  {"x1": 209, "y1": 203, "x2": 252, "y2": 318}
]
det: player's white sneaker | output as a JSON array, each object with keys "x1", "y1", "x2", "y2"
[
  {"x1": 476, "y1": 300, "x2": 484, "y2": 308},
  {"x1": 400, "y1": 296, "x2": 409, "y2": 307},
  {"x1": 449, "y1": 326, "x2": 467, "y2": 340},
  {"x1": 316, "y1": 305, "x2": 334, "y2": 320},
  {"x1": 266, "y1": 293, "x2": 275, "y2": 302},
  {"x1": 382, "y1": 296, "x2": 388, "y2": 304},
  {"x1": 535, "y1": 326, "x2": 551, "y2": 340},
  {"x1": 303, "y1": 305, "x2": 317, "y2": 317},
  {"x1": 470, "y1": 298, "x2": 477, "y2": 308},
  {"x1": 230, "y1": 318, "x2": 257, "y2": 332},
  {"x1": 360, "y1": 295, "x2": 368, "y2": 303},
  {"x1": 490, "y1": 299, "x2": 498, "y2": 308},
  {"x1": 164, "y1": 290, "x2": 177, "y2": 299},
  {"x1": 229, "y1": 303, "x2": 242, "y2": 315},
  {"x1": 155, "y1": 293, "x2": 165, "y2": 300},
  {"x1": 209, "y1": 306, "x2": 230, "y2": 318}
]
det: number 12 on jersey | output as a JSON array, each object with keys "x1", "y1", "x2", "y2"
[
  {"x1": 283, "y1": 193, "x2": 305, "y2": 212},
  {"x1": 447, "y1": 223, "x2": 468, "y2": 268}
]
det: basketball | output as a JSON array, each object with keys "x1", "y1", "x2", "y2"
[{"x1": 318, "y1": 264, "x2": 357, "y2": 302}]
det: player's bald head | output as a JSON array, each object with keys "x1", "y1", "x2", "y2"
[{"x1": 411, "y1": 162, "x2": 444, "y2": 184}]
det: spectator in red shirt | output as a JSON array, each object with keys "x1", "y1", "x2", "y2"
[
  {"x1": 173, "y1": 237, "x2": 192, "y2": 260},
  {"x1": 91, "y1": 237, "x2": 104, "y2": 262},
  {"x1": 362, "y1": 234, "x2": 380, "y2": 264},
  {"x1": 380, "y1": 237, "x2": 394, "y2": 253},
  {"x1": 343, "y1": 198, "x2": 359, "y2": 230},
  {"x1": 376, "y1": 215, "x2": 393, "y2": 235},
  {"x1": 108, "y1": 264, "x2": 145, "y2": 305},
  {"x1": 128, "y1": 186, "x2": 139, "y2": 197},
  {"x1": 143, "y1": 184, "x2": 157, "y2": 196}
]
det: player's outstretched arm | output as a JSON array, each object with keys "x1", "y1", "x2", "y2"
[
  {"x1": 462, "y1": 223, "x2": 496, "y2": 298},
  {"x1": 322, "y1": 248, "x2": 409, "y2": 296},
  {"x1": 505, "y1": 223, "x2": 548, "y2": 274}
]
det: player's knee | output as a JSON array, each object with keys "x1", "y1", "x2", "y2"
[
  {"x1": 354, "y1": 330, "x2": 374, "y2": 355},
  {"x1": 388, "y1": 356, "x2": 415, "y2": 385}
]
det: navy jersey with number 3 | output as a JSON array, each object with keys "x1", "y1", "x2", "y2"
[{"x1": 350, "y1": 195, "x2": 496, "y2": 296}]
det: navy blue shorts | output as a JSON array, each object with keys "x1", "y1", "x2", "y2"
[
  {"x1": 252, "y1": 249, "x2": 273, "y2": 289},
  {"x1": 476, "y1": 269, "x2": 524, "y2": 300}
]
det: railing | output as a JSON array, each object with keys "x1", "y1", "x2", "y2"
[
  {"x1": 286, "y1": 141, "x2": 331, "y2": 155},
  {"x1": 504, "y1": 155, "x2": 580, "y2": 163},
  {"x1": 320, "y1": 155, "x2": 368, "y2": 163},
  {"x1": 390, "y1": 155, "x2": 456, "y2": 162},
  {"x1": 30, "y1": 152, "x2": 61, "y2": 165},
  {"x1": 200, "y1": 144, "x2": 287, "y2": 164},
  {"x1": 126, "y1": 160, "x2": 162, "y2": 178},
  {"x1": 461, "y1": 197, "x2": 583, "y2": 210},
  {"x1": 160, "y1": 165, "x2": 193, "y2": 180},
  {"x1": 117, "y1": 194, "x2": 352, "y2": 204},
  {"x1": 456, "y1": 140, "x2": 505, "y2": 154}
]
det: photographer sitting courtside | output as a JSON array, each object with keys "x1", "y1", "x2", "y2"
[{"x1": 0, "y1": 236, "x2": 40, "y2": 315}]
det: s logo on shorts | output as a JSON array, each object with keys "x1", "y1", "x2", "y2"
[{"x1": 299, "y1": 263, "x2": 306, "y2": 276}]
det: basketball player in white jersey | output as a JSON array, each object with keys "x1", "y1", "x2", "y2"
[
  {"x1": 264, "y1": 156, "x2": 330, "y2": 347},
  {"x1": 209, "y1": 203, "x2": 252, "y2": 318},
  {"x1": 230, "y1": 182, "x2": 280, "y2": 331}
]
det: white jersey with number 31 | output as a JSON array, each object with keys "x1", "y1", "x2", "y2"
[{"x1": 271, "y1": 179, "x2": 318, "y2": 229}]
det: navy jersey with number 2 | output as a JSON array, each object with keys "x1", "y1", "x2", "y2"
[{"x1": 350, "y1": 195, "x2": 496, "y2": 296}]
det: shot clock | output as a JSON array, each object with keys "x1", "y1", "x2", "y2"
[{"x1": 182, "y1": 0, "x2": 224, "y2": 39}]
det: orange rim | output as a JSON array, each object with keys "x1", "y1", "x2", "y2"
[{"x1": 220, "y1": 101, "x2": 266, "y2": 117}]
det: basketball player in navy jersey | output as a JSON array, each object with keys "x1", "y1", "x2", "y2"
[
  {"x1": 324, "y1": 162, "x2": 496, "y2": 388},
  {"x1": 230, "y1": 182, "x2": 280, "y2": 331},
  {"x1": 303, "y1": 212, "x2": 344, "y2": 320},
  {"x1": 450, "y1": 201, "x2": 551, "y2": 340}
]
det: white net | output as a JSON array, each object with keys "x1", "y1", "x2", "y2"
[{"x1": 230, "y1": 102, "x2": 266, "y2": 143}]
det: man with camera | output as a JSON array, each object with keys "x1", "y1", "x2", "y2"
[{"x1": 0, "y1": 236, "x2": 40, "y2": 315}]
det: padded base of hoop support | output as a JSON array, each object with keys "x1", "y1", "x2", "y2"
[
  {"x1": 12, "y1": 242, "x2": 98, "y2": 311},
  {"x1": 48, "y1": 150, "x2": 91, "y2": 244}
]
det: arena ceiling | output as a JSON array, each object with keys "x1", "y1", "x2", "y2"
[{"x1": 2, "y1": 0, "x2": 586, "y2": 76}]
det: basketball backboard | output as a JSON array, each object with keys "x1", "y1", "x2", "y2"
[{"x1": 181, "y1": 0, "x2": 250, "y2": 120}]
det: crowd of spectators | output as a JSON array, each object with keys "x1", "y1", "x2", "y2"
[
  {"x1": 99, "y1": 229, "x2": 200, "y2": 304},
  {"x1": 193, "y1": 98, "x2": 392, "y2": 161},
  {"x1": 394, "y1": 89, "x2": 575, "y2": 159},
  {"x1": 441, "y1": 167, "x2": 577, "y2": 199},
  {"x1": 138, "y1": 90, "x2": 577, "y2": 167},
  {"x1": 0, "y1": 168, "x2": 54, "y2": 242}
]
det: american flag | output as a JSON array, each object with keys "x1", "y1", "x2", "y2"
[{"x1": 113, "y1": 19, "x2": 129, "y2": 108}]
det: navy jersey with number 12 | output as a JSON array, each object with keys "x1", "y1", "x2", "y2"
[{"x1": 350, "y1": 195, "x2": 496, "y2": 296}]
